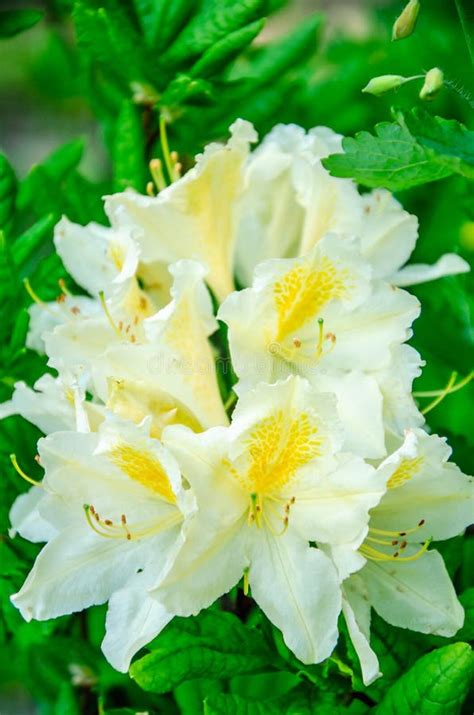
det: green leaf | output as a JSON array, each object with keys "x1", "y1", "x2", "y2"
[
  {"x1": 12, "y1": 214, "x2": 56, "y2": 268},
  {"x1": 190, "y1": 19, "x2": 265, "y2": 79},
  {"x1": 74, "y1": 1, "x2": 146, "y2": 86},
  {"x1": 323, "y1": 121, "x2": 453, "y2": 191},
  {"x1": 457, "y1": 588, "x2": 474, "y2": 642},
  {"x1": 375, "y1": 643, "x2": 474, "y2": 715},
  {"x1": 323, "y1": 111, "x2": 474, "y2": 191},
  {"x1": 204, "y1": 693, "x2": 281, "y2": 715},
  {"x1": 113, "y1": 102, "x2": 147, "y2": 192},
  {"x1": 401, "y1": 110, "x2": 474, "y2": 179},
  {"x1": 132, "y1": 0, "x2": 194, "y2": 50},
  {"x1": 0, "y1": 9, "x2": 43, "y2": 38},
  {"x1": 237, "y1": 14, "x2": 323, "y2": 87},
  {"x1": 162, "y1": 0, "x2": 267, "y2": 69},
  {"x1": 0, "y1": 153, "x2": 17, "y2": 237},
  {"x1": 0, "y1": 230, "x2": 16, "y2": 306},
  {"x1": 130, "y1": 611, "x2": 277, "y2": 694}
]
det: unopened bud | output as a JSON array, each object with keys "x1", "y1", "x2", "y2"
[
  {"x1": 419, "y1": 67, "x2": 444, "y2": 100},
  {"x1": 362, "y1": 75, "x2": 407, "y2": 96},
  {"x1": 392, "y1": 0, "x2": 420, "y2": 41}
]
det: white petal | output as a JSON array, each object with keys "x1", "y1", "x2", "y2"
[
  {"x1": 363, "y1": 550, "x2": 464, "y2": 636},
  {"x1": 391, "y1": 254, "x2": 470, "y2": 287},
  {"x1": 290, "y1": 454, "x2": 386, "y2": 546},
  {"x1": 106, "y1": 121, "x2": 257, "y2": 302},
  {"x1": 103, "y1": 578, "x2": 172, "y2": 672},
  {"x1": 54, "y1": 217, "x2": 139, "y2": 296},
  {"x1": 342, "y1": 575, "x2": 381, "y2": 686},
  {"x1": 11, "y1": 527, "x2": 154, "y2": 621},
  {"x1": 9, "y1": 487, "x2": 56, "y2": 542},
  {"x1": 356, "y1": 190, "x2": 418, "y2": 279},
  {"x1": 154, "y1": 518, "x2": 247, "y2": 617},
  {"x1": 248, "y1": 528, "x2": 341, "y2": 664},
  {"x1": 311, "y1": 371, "x2": 386, "y2": 458},
  {"x1": 374, "y1": 429, "x2": 474, "y2": 542}
]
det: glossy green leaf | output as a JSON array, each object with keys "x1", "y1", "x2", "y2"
[
  {"x1": 130, "y1": 611, "x2": 276, "y2": 694},
  {"x1": 375, "y1": 643, "x2": 474, "y2": 715},
  {"x1": 191, "y1": 19, "x2": 265, "y2": 79},
  {"x1": 162, "y1": 0, "x2": 267, "y2": 68},
  {"x1": 132, "y1": 0, "x2": 194, "y2": 50},
  {"x1": 0, "y1": 154, "x2": 16, "y2": 237},
  {"x1": 113, "y1": 101, "x2": 147, "y2": 192}
]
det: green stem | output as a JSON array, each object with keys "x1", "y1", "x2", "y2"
[{"x1": 159, "y1": 114, "x2": 174, "y2": 182}]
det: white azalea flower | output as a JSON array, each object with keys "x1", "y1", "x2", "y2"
[
  {"x1": 0, "y1": 373, "x2": 104, "y2": 435},
  {"x1": 155, "y1": 376, "x2": 387, "y2": 665},
  {"x1": 92, "y1": 260, "x2": 228, "y2": 434},
  {"x1": 106, "y1": 119, "x2": 258, "y2": 302},
  {"x1": 10, "y1": 414, "x2": 195, "y2": 672},
  {"x1": 235, "y1": 124, "x2": 469, "y2": 287},
  {"x1": 337, "y1": 428, "x2": 474, "y2": 685},
  {"x1": 54, "y1": 216, "x2": 140, "y2": 298},
  {"x1": 219, "y1": 235, "x2": 420, "y2": 457}
]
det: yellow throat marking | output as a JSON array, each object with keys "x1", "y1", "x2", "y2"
[
  {"x1": 273, "y1": 257, "x2": 348, "y2": 342},
  {"x1": 242, "y1": 409, "x2": 322, "y2": 495},
  {"x1": 387, "y1": 457, "x2": 424, "y2": 490},
  {"x1": 110, "y1": 444, "x2": 176, "y2": 503}
]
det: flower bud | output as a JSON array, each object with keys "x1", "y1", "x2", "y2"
[
  {"x1": 392, "y1": 0, "x2": 420, "y2": 41},
  {"x1": 419, "y1": 67, "x2": 444, "y2": 100},
  {"x1": 362, "y1": 75, "x2": 407, "y2": 96}
]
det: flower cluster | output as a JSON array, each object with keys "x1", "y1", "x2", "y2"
[{"x1": 3, "y1": 120, "x2": 473, "y2": 684}]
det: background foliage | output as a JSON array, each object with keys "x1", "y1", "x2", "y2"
[{"x1": 0, "y1": 0, "x2": 473, "y2": 713}]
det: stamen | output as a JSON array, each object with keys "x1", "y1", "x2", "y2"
[
  {"x1": 23, "y1": 278, "x2": 58, "y2": 318},
  {"x1": 149, "y1": 158, "x2": 166, "y2": 192},
  {"x1": 83, "y1": 504, "x2": 181, "y2": 541},
  {"x1": 293, "y1": 337, "x2": 302, "y2": 348},
  {"x1": 98, "y1": 291, "x2": 121, "y2": 337},
  {"x1": 414, "y1": 370, "x2": 473, "y2": 398},
  {"x1": 58, "y1": 278, "x2": 71, "y2": 296},
  {"x1": 10, "y1": 454, "x2": 42, "y2": 487},
  {"x1": 159, "y1": 115, "x2": 174, "y2": 183},
  {"x1": 243, "y1": 567, "x2": 249, "y2": 596},
  {"x1": 146, "y1": 181, "x2": 155, "y2": 197},
  {"x1": 421, "y1": 371, "x2": 457, "y2": 415}
]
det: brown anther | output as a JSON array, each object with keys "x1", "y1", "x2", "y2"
[
  {"x1": 284, "y1": 517, "x2": 289, "y2": 526},
  {"x1": 134, "y1": 315, "x2": 139, "y2": 325},
  {"x1": 285, "y1": 504, "x2": 290, "y2": 513},
  {"x1": 139, "y1": 296, "x2": 147, "y2": 310},
  {"x1": 364, "y1": 205, "x2": 371, "y2": 214},
  {"x1": 94, "y1": 512, "x2": 100, "y2": 522},
  {"x1": 104, "y1": 520, "x2": 113, "y2": 526},
  {"x1": 121, "y1": 514, "x2": 127, "y2": 525},
  {"x1": 399, "y1": 531, "x2": 407, "y2": 536},
  {"x1": 131, "y1": 334, "x2": 136, "y2": 343},
  {"x1": 256, "y1": 505, "x2": 261, "y2": 512},
  {"x1": 118, "y1": 321, "x2": 123, "y2": 331},
  {"x1": 400, "y1": 540, "x2": 408, "y2": 549},
  {"x1": 326, "y1": 332, "x2": 336, "y2": 343},
  {"x1": 391, "y1": 540, "x2": 398, "y2": 546},
  {"x1": 125, "y1": 324, "x2": 130, "y2": 333},
  {"x1": 393, "y1": 552, "x2": 399, "y2": 558},
  {"x1": 126, "y1": 533, "x2": 131, "y2": 540},
  {"x1": 418, "y1": 519, "x2": 425, "y2": 526},
  {"x1": 293, "y1": 338, "x2": 302, "y2": 348},
  {"x1": 89, "y1": 505, "x2": 96, "y2": 515},
  {"x1": 290, "y1": 496, "x2": 296, "y2": 504},
  {"x1": 56, "y1": 293, "x2": 66, "y2": 303},
  {"x1": 71, "y1": 306, "x2": 80, "y2": 315}
]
